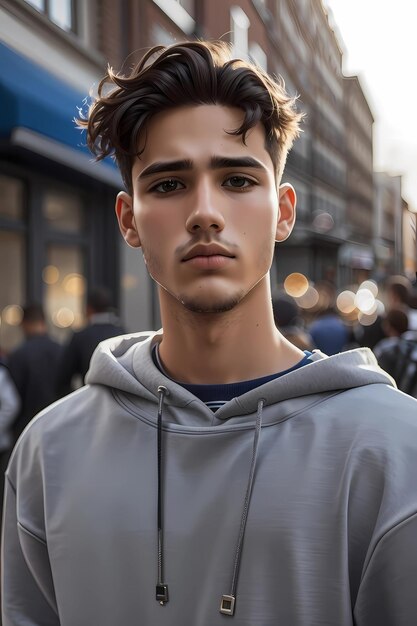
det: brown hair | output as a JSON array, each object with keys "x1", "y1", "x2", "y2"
[
  {"x1": 78, "y1": 40, "x2": 303, "y2": 193},
  {"x1": 385, "y1": 308, "x2": 409, "y2": 336},
  {"x1": 386, "y1": 276, "x2": 411, "y2": 305}
]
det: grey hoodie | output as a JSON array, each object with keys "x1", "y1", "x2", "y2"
[{"x1": 3, "y1": 332, "x2": 417, "y2": 626}]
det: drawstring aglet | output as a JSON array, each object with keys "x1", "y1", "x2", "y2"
[
  {"x1": 156, "y1": 583, "x2": 169, "y2": 605},
  {"x1": 220, "y1": 594, "x2": 236, "y2": 616}
]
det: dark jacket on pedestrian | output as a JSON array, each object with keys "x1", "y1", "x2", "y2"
[
  {"x1": 56, "y1": 312, "x2": 124, "y2": 396},
  {"x1": 8, "y1": 334, "x2": 62, "y2": 440}
]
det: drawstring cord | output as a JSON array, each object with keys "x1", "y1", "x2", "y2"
[
  {"x1": 220, "y1": 398, "x2": 265, "y2": 617},
  {"x1": 154, "y1": 386, "x2": 265, "y2": 618},
  {"x1": 156, "y1": 385, "x2": 169, "y2": 606}
]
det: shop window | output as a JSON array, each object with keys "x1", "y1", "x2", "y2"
[
  {"x1": 0, "y1": 232, "x2": 25, "y2": 353},
  {"x1": 24, "y1": 0, "x2": 76, "y2": 33},
  {"x1": 42, "y1": 189, "x2": 84, "y2": 234},
  {"x1": 0, "y1": 176, "x2": 25, "y2": 221},
  {"x1": 44, "y1": 244, "x2": 86, "y2": 342}
]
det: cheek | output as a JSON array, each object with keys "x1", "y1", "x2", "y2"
[
  {"x1": 136, "y1": 211, "x2": 177, "y2": 279},
  {"x1": 136, "y1": 208, "x2": 171, "y2": 251}
]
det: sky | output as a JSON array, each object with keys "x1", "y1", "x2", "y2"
[{"x1": 323, "y1": 0, "x2": 417, "y2": 211}]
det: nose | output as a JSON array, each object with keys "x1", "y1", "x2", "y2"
[{"x1": 185, "y1": 178, "x2": 225, "y2": 234}]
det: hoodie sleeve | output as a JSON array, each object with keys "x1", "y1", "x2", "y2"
[
  {"x1": 2, "y1": 476, "x2": 60, "y2": 626},
  {"x1": 353, "y1": 512, "x2": 417, "y2": 625}
]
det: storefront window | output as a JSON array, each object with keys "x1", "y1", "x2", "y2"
[
  {"x1": 44, "y1": 245, "x2": 86, "y2": 342},
  {"x1": 0, "y1": 232, "x2": 25, "y2": 353},
  {"x1": 42, "y1": 189, "x2": 84, "y2": 233},
  {"x1": 0, "y1": 176, "x2": 25, "y2": 220}
]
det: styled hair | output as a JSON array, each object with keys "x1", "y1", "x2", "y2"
[{"x1": 78, "y1": 40, "x2": 303, "y2": 193}]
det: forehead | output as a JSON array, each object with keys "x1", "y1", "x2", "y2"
[{"x1": 134, "y1": 104, "x2": 273, "y2": 172}]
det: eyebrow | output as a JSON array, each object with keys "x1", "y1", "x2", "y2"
[{"x1": 137, "y1": 156, "x2": 267, "y2": 180}]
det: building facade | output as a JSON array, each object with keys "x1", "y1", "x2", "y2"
[
  {"x1": 339, "y1": 75, "x2": 374, "y2": 286},
  {"x1": 402, "y1": 197, "x2": 416, "y2": 282},
  {"x1": 373, "y1": 172, "x2": 403, "y2": 279},
  {"x1": 0, "y1": 0, "x2": 126, "y2": 352},
  {"x1": 0, "y1": 0, "x2": 160, "y2": 353}
]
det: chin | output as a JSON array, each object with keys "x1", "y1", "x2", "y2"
[{"x1": 178, "y1": 291, "x2": 245, "y2": 314}]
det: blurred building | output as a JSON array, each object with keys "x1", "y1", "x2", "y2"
[
  {"x1": 402, "y1": 198, "x2": 417, "y2": 282},
  {"x1": 339, "y1": 75, "x2": 374, "y2": 286},
  {"x1": 373, "y1": 172, "x2": 404, "y2": 279},
  {"x1": 0, "y1": 0, "x2": 165, "y2": 353},
  {"x1": 0, "y1": 0, "x2": 412, "y2": 350},
  {"x1": 0, "y1": 0, "x2": 126, "y2": 352}
]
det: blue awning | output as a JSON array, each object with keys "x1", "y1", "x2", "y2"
[{"x1": 0, "y1": 42, "x2": 122, "y2": 187}]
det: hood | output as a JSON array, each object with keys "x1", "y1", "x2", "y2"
[{"x1": 86, "y1": 331, "x2": 395, "y2": 426}]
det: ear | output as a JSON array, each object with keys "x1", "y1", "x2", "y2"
[
  {"x1": 275, "y1": 183, "x2": 296, "y2": 242},
  {"x1": 115, "y1": 192, "x2": 141, "y2": 248}
]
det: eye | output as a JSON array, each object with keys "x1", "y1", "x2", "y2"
[
  {"x1": 151, "y1": 179, "x2": 185, "y2": 194},
  {"x1": 223, "y1": 176, "x2": 255, "y2": 190}
]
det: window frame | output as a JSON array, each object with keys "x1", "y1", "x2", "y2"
[{"x1": 23, "y1": 0, "x2": 78, "y2": 34}]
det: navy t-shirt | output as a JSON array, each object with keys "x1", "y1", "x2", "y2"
[{"x1": 153, "y1": 345, "x2": 313, "y2": 411}]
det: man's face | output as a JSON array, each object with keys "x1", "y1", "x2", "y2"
[{"x1": 116, "y1": 105, "x2": 296, "y2": 314}]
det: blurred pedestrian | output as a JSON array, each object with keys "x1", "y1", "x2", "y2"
[
  {"x1": 56, "y1": 287, "x2": 124, "y2": 396},
  {"x1": 272, "y1": 291, "x2": 313, "y2": 351},
  {"x1": 309, "y1": 307, "x2": 349, "y2": 355},
  {"x1": 8, "y1": 304, "x2": 61, "y2": 442},
  {"x1": 358, "y1": 276, "x2": 412, "y2": 349},
  {"x1": 373, "y1": 308, "x2": 409, "y2": 380},
  {"x1": 407, "y1": 286, "x2": 417, "y2": 330},
  {"x1": 385, "y1": 275, "x2": 411, "y2": 313}
]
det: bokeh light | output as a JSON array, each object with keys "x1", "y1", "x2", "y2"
[
  {"x1": 295, "y1": 286, "x2": 319, "y2": 309},
  {"x1": 358, "y1": 310, "x2": 379, "y2": 326},
  {"x1": 122, "y1": 274, "x2": 139, "y2": 289},
  {"x1": 53, "y1": 307, "x2": 75, "y2": 328},
  {"x1": 312, "y1": 211, "x2": 334, "y2": 233},
  {"x1": 2, "y1": 304, "x2": 23, "y2": 326},
  {"x1": 284, "y1": 273, "x2": 309, "y2": 298},
  {"x1": 336, "y1": 290, "x2": 356, "y2": 314},
  {"x1": 63, "y1": 273, "x2": 86, "y2": 297},
  {"x1": 354, "y1": 288, "x2": 376, "y2": 314},
  {"x1": 375, "y1": 299, "x2": 385, "y2": 315},
  {"x1": 359, "y1": 280, "x2": 378, "y2": 298},
  {"x1": 42, "y1": 265, "x2": 60, "y2": 285}
]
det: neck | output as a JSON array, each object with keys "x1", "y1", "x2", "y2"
[{"x1": 157, "y1": 278, "x2": 304, "y2": 384}]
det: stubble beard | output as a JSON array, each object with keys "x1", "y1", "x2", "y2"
[
  {"x1": 143, "y1": 237, "x2": 273, "y2": 316},
  {"x1": 178, "y1": 291, "x2": 245, "y2": 314},
  {"x1": 143, "y1": 246, "x2": 246, "y2": 315}
]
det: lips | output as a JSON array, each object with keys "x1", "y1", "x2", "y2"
[{"x1": 182, "y1": 244, "x2": 235, "y2": 262}]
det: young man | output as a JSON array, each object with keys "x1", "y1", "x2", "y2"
[{"x1": 3, "y1": 41, "x2": 417, "y2": 625}]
